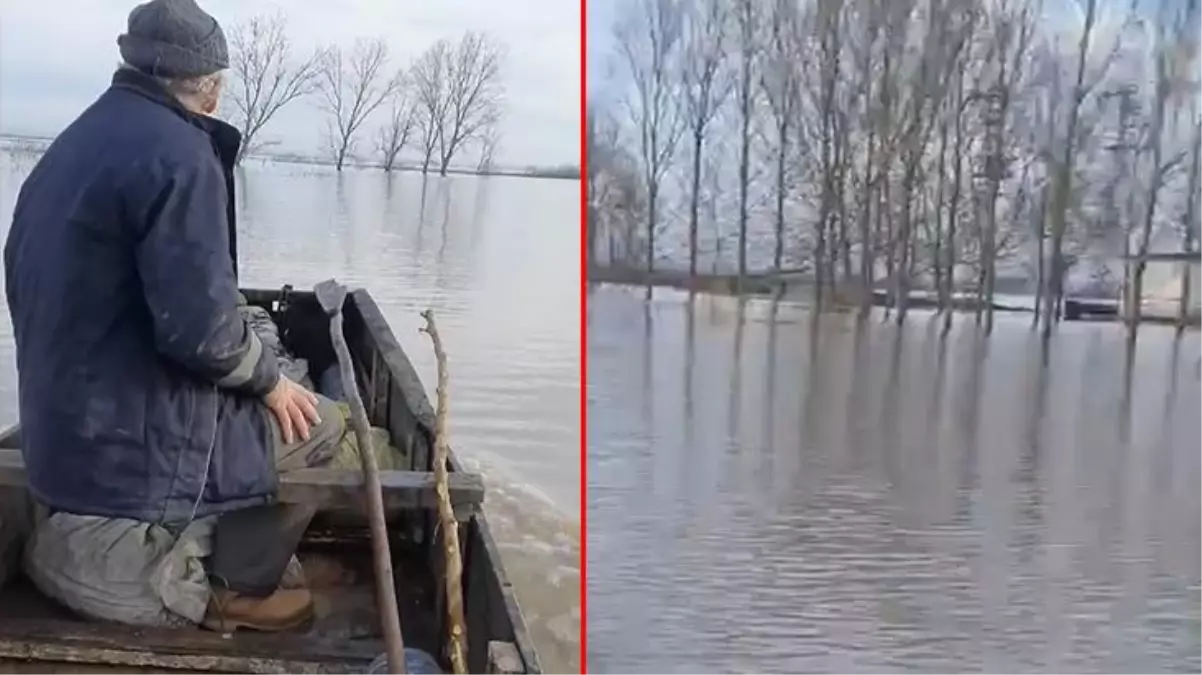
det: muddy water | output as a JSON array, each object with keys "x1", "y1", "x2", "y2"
[
  {"x1": 0, "y1": 152, "x2": 581, "y2": 673},
  {"x1": 587, "y1": 286, "x2": 1199, "y2": 673}
]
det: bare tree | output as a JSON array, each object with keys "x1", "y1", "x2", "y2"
[
  {"x1": 760, "y1": 0, "x2": 802, "y2": 273},
  {"x1": 892, "y1": 0, "x2": 951, "y2": 324},
  {"x1": 476, "y1": 122, "x2": 501, "y2": 173},
  {"x1": 377, "y1": 72, "x2": 417, "y2": 172},
  {"x1": 412, "y1": 40, "x2": 452, "y2": 174},
  {"x1": 314, "y1": 38, "x2": 400, "y2": 171},
  {"x1": 436, "y1": 33, "x2": 504, "y2": 176},
  {"x1": 1127, "y1": 0, "x2": 1196, "y2": 344},
  {"x1": 1177, "y1": 115, "x2": 1200, "y2": 331},
  {"x1": 1100, "y1": 85, "x2": 1140, "y2": 324},
  {"x1": 614, "y1": 0, "x2": 686, "y2": 297},
  {"x1": 810, "y1": 0, "x2": 842, "y2": 306},
  {"x1": 1042, "y1": 0, "x2": 1100, "y2": 337},
  {"x1": 587, "y1": 104, "x2": 611, "y2": 267},
  {"x1": 976, "y1": 0, "x2": 1037, "y2": 333},
  {"x1": 849, "y1": 0, "x2": 885, "y2": 314},
  {"x1": 226, "y1": 13, "x2": 325, "y2": 164},
  {"x1": 734, "y1": 0, "x2": 758, "y2": 288},
  {"x1": 410, "y1": 34, "x2": 505, "y2": 176},
  {"x1": 1028, "y1": 37, "x2": 1062, "y2": 329},
  {"x1": 588, "y1": 102, "x2": 646, "y2": 269},
  {"x1": 678, "y1": 0, "x2": 731, "y2": 280}
]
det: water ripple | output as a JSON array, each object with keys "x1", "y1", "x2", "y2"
[{"x1": 588, "y1": 288, "x2": 1200, "y2": 674}]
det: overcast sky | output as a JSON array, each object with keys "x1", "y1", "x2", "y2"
[
  {"x1": 0, "y1": 0, "x2": 581, "y2": 167},
  {"x1": 585, "y1": 0, "x2": 615, "y2": 93}
]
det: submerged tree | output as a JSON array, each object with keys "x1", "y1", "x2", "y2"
[
  {"x1": 614, "y1": 0, "x2": 687, "y2": 296},
  {"x1": 436, "y1": 33, "x2": 504, "y2": 176},
  {"x1": 677, "y1": 0, "x2": 731, "y2": 280},
  {"x1": 412, "y1": 33, "x2": 506, "y2": 176},
  {"x1": 476, "y1": 122, "x2": 501, "y2": 173},
  {"x1": 412, "y1": 39, "x2": 451, "y2": 174},
  {"x1": 760, "y1": 0, "x2": 801, "y2": 274},
  {"x1": 314, "y1": 38, "x2": 401, "y2": 171},
  {"x1": 733, "y1": 0, "x2": 758, "y2": 289},
  {"x1": 587, "y1": 102, "x2": 647, "y2": 269},
  {"x1": 376, "y1": 69, "x2": 417, "y2": 172},
  {"x1": 225, "y1": 13, "x2": 325, "y2": 164}
]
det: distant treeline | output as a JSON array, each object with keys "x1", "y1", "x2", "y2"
[
  {"x1": 3, "y1": 12, "x2": 572, "y2": 179},
  {"x1": 0, "y1": 137, "x2": 579, "y2": 181},
  {"x1": 250, "y1": 148, "x2": 580, "y2": 179},
  {"x1": 589, "y1": 0, "x2": 1200, "y2": 341}
]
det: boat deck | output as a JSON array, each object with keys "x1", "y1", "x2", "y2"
[{"x1": 0, "y1": 523, "x2": 441, "y2": 674}]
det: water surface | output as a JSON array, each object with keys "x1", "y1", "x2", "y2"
[
  {"x1": 0, "y1": 151, "x2": 581, "y2": 673},
  {"x1": 587, "y1": 285, "x2": 1200, "y2": 673}
]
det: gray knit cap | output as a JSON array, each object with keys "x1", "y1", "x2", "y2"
[{"x1": 117, "y1": 0, "x2": 229, "y2": 79}]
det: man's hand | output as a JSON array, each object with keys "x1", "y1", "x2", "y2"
[{"x1": 263, "y1": 376, "x2": 322, "y2": 444}]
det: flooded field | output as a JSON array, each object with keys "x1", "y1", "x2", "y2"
[{"x1": 588, "y1": 286, "x2": 1200, "y2": 673}]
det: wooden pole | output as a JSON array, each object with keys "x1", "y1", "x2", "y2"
[
  {"x1": 314, "y1": 280, "x2": 406, "y2": 674},
  {"x1": 420, "y1": 309, "x2": 468, "y2": 675}
]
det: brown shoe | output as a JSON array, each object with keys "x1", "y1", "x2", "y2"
[{"x1": 202, "y1": 587, "x2": 314, "y2": 633}]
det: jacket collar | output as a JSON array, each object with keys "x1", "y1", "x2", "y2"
[{"x1": 110, "y1": 67, "x2": 242, "y2": 172}]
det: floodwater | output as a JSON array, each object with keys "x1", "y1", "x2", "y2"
[
  {"x1": 587, "y1": 285, "x2": 1200, "y2": 673},
  {"x1": 0, "y1": 150, "x2": 581, "y2": 673}
]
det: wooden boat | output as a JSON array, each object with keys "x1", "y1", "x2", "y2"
[{"x1": 0, "y1": 286, "x2": 542, "y2": 674}]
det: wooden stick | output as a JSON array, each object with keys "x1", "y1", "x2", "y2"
[
  {"x1": 315, "y1": 280, "x2": 406, "y2": 674},
  {"x1": 419, "y1": 309, "x2": 468, "y2": 675}
]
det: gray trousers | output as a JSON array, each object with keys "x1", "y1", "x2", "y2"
[{"x1": 208, "y1": 396, "x2": 344, "y2": 597}]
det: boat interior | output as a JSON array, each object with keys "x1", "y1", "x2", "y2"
[{"x1": 0, "y1": 287, "x2": 534, "y2": 674}]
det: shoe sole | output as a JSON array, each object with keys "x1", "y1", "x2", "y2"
[{"x1": 201, "y1": 603, "x2": 315, "y2": 633}]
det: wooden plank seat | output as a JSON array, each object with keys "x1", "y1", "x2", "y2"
[{"x1": 0, "y1": 449, "x2": 485, "y2": 520}]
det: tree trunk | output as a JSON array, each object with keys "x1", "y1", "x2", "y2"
[
  {"x1": 689, "y1": 131, "x2": 704, "y2": 281},
  {"x1": 1043, "y1": 0, "x2": 1097, "y2": 339},
  {"x1": 878, "y1": 46, "x2": 894, "y2": 316},
  {"x1": 774, "y1": 120, "x2": 788, "y2": 272},
  {"x1": 836, "y1": 122, "x2": 852, "y2": 284},
  {"x1": 1130, "y1": 46, "x2": 1170, "y2": 348},
  {"x1": 1178, "y1": 121, "x2": 1201, "y2": 332},
  {"x1": 336, "y1": 142, "x2": 348, "y2": 172},
  {"x1": 737, "y1": 17, "x2": 753, "y2": 293},
  {"x1": 943, "y1": 69, "x2": 964, "y2": 335},
  {"x1": 983, "y1": 49, "x2": 1015, "y2": 335},
  {"x1": 934, "y1": 112, "x2": 948, "y2": 312},
  {"x1": 646, "y1": 184, "x2": 658, "y2": 301},
  {"x1": 1032, "y1": 187, "x2": 1047, "y2": 328},
  {"x1": 859, "y1": 87, "x2": 876, "y2": 315},
  {"x1": 894, "y1": 154, "x2": 917, "y2": 325}
]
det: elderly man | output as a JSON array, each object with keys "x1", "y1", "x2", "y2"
[{"x1": 4, "y1": 0, "x2": 342, "y2": 631}]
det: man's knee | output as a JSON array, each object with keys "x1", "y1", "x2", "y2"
[
  {"x1": 273, "y1": 395, "x2": 345, "y2": 472},
  {"x1": 309, "y1": 396, "x2": 344, "y2": 450}
]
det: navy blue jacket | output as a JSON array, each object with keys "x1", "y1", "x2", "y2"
[{"x1": 4, "y1": 68, "x2": 282, "y2": 525}]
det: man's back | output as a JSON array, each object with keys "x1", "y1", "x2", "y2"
[
  {"x1": 5, "y1": 0, "x2": 333, "y2": 632},
  {"x1": 5, "y1": 68, "x2": 278, "y2": 524},
  {"x1": 6, "y1": 79, "x2": 212, "y2": 407}
]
